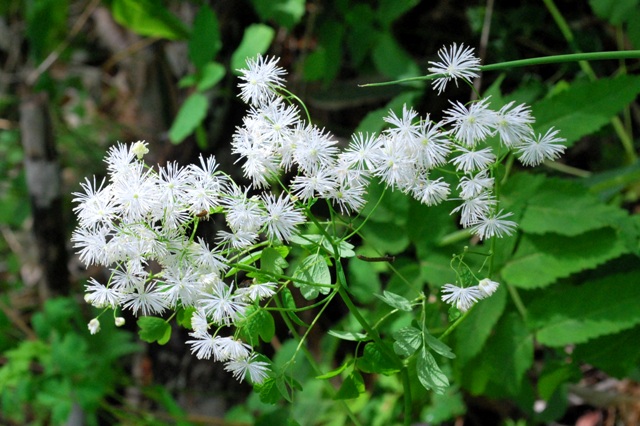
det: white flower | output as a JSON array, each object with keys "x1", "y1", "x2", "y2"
[
  {"x1": 372, "y1": 140, "x2": 415, "y2": 189},
  {"x1": 221, "y1": 186, "x2": 266, "y2": 233},
  {"x1": 450, "y1": 146, "x2": 496, "y2": 173},
  {"x1": 185, "y1": 155, "x2": 227, "y2": 214},
  {"x1": 131, "y1": 141, "x2": 149, "y2": 159},
  {"x1": 292, "y1": 124, "x2": 339, "y2": 175},
  {"x1": 186, "y1": 332, "x2": 218, "y2": 360},
  {"x1": 441, "y1": 283, "x2": 482, "y2": 312},
  {"x1": 262, "y1": 193, "x2": 306, "y2": 242},
  {"x1": 494, "y1": 102, "x2": 534, "y2": 147},
  {"x1": 410, "y1": 176, "x2": 451, "y2": 206},
  {"x1": 457, "y1": 170, "x2": 494, "y2": 200},
  {"x1": 88, "y1": 318, "x2": 101, "y2": 335},
  {"x1": 85, "y1": 277, "x2": 121, "y2": 308},
  {"x1": 216, "y1": 229, "x2": 259, "y2": 249},
  {"x1": 115, "y1": 317, "x2": 126, "y2": 327},
  {"x1": 340, "y1": 132, "x2": 382, "y2": 171},
  {"x1": 190, "y1": 309, "x2": 210, "y2": 335},
  {"x1": 198, "y1": 281, "x2": 247, "y2": 326},
  {"x1": 428, "y1": 43, "x2": 481, "y2": 94},
  {"x1": 444, "y1": 98, "x2": 497, "y2": 147},
  {"x1": 383, "y1": 104, "x2": 421, "y2": 143},
  {"x1": 469, "y1": 209, "x2": 518, "y2": 240},
  {"x1": 290, "y1": 169, "x2": 338, "y2": 201},
  {"x1": 516, "y1": 127, "x2": 566, "y2": 166},
  {"x1": 215, "y1": 336, "x2": 252, "y2": 362},
  {"x1": 72, "y1": 177, "x2": 115, "y2": 229},
  {"x1": 450, "y1": 192, "x2": 496, "y2": 227},
  {"x1": 326, "y1": 181, "x2": 368, "y2": 214},
  {"x1": 235, "y1": 281, "x2": 277, "y2": 302},
  {"x1": 237, "y1": 55, "x2": 287, "y2": 106},
  {"x1": 224, "y1": 353, "x2": 270, "y2": 384},
  {"x1": 412, "y1": 118, "x2": 451, "y2": 170},
  {"x1": 71, "y1": 226, "x2": 111, "y2": 267},
  {"x1": 477, "y1": 278, "x2": 500, "y2": 298},
  {"x1": 121, "y1": 282, "x2": 168, "y2": 316}
]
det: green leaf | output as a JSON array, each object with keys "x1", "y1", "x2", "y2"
[
  {"x1": 532, "y1": 75, "x2": 640, "y2": 147},
  {"x1": 281, "y1": 288, "x2": 308, "y2": 327},
  {"x1": 169, "y1": 93, "x2": 208, "y2": 144},
  {"x1": 423, "y1": 333, "x2": 455, "y2": 360},
  {"x1": 485, "y1": 313, "x2": 534, "y2": 395},
  {"x1": 572, "y1": 324, "x2": 640, "y2": 378},
  {"x1": 501, "y1": 227, "x2": 628, "y2": 288},
  {"x1": 589, "y1": 0, "x2": 639, "y2": 25},
  {"x1": 316, "y1": 360, "x2": 352, "y2": 379},
  {"x1": 374, "y1": 290, "x2": 413, "y2": 312},
  {"x1": 371, "y1": 31, "x2": 420, "y2": 80},
  {"x1": 328, "y1": 330, "x2": 369, "y2": 342},
  {"x1": 25, "y1": 0, "x2": 68, "y2": 61},
  {"x1": 256, "y1": 377, "x2": 281, "y2": 404},
  {"x1": 196, "y1": 62, "x2": 226, "y2": 91},
  {"x1": 292, "y1": 254, "x2": 332, "y2": 300},
  {"x1": 416, "y1": 347, "x2": 449, "y2": 394},
  {"x1": 527, "y1": 271, "x2": 640, "y2": 346},
  {"x1": 393, "y1": 326, "x2": 422, "y2": 357},
  {"x1": 239, "y1": 306, "x2": 275, "y2": 346},
  {"x1": 454, "y1": 284, "x2": 507, "y2": 365},
  {"x1": 188, "y1": 6, "x2": 221, "y2": 69},
  {"x1": 348, "y1": 255, "x2": 382, "y2": 304},
  {"x1": 537, "y1": 363, "x2": 581, "y2": 401},
  {"x1": 176, "y1": 306, "x2": 196, "y2": 329},
  {"x1": 261, "y1": 247, "x2": 289, "y2": 276},
  {"x1": 357, "y1": 342, "x2": 401, "y2": 375},
  {"x1": 250, "y1": 0, "x2": 305, "y2": 29},
  {"x1": 112, "y1": 0, "x2": 189, "y2": 40},
  {"x1": 231, "y1": 24, "x2": 276, "y2": 73},
  {"x1": 520, "y1": 178, "x2": 629, "y2": 236},
  {"x1": 334, "y1": 370, "x2": 365, "y2": 400},
  {"x1": 377, "y1": 0, "x2": 420, "y2": 28},
  {"x1": 138, "y1": 317, "x2": 171, "y2": 345}
]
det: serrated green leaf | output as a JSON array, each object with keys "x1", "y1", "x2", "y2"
[
  {"x1": 112, "y1": 0, "x2": 189, "y2": 40},
  {"x1": 572, "y1": 324, "x2": 640, "y2": 378},
  {"x1": 486, "y1": 313, "x2": 533, "y2": 395},
  {"x1": 417, "y1": 347, "x2": 449, "y2": 394},
  {"x1": 520, "y1": 178, "x2": 629, "y2": 236},
  {"x1": 169, "y1": 93, "x2": 208, "y2": 144},
  {"x1": 374, "y1": 290, "x2": 413, "y2": 312},
  {"x1": 357, "y1": 342, "x2": 401, "y2": 375},
  {"x1": 527, "y1": 271, "x2": 640, "y2": 346},
  {"x1": 501, "y1": 227, "x2": 628, "y2": 288},
  {"x1": 292, "y1": 254, "x2": 332, "y2": 300},
  {"x1": 334, "y1": 370, "x2": 365, "y2": 400},
  {"x1": 188, "y1": 6, "x2": 221, "y2": 69},
  {"x1": 138, "y1": 317, "x2": 171, "y2": 345},
  {"x1": 196, "y1": 62, "x2": 225, "y2": 91},
  {"x1": 239, "y1": 306, "x2": 275, "y2": 346},
  {"x1": 328, "y1": 330, "x2": 369, "y2": 342},
  {"x1": 393, "y1": 326, "x2": 422, "y2": 357},
  {"x1": 231, "y1": 24, "x2": 276, "y2": 73},
  {"x1": 532, "y1": 75, "x2": 640, "y2": 147},
  {"x1": 423, "y1": 333, "x2": 455, "y2": 359}
]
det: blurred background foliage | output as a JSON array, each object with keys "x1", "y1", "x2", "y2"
[{"x1": 1, "y1": 0, "x2": 640, "y2": 425}]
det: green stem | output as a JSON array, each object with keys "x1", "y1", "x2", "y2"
[
  {"x1": 436, "y1": 229, "x2": 472, "y2": 247},
  {"x1": 507, "y1": 284, "x2": 528, "y2": 320},
  {"x1": 401, "y1": 367, "x2": 412, "y2": 426},
  {"x1": 438, "y1": 310, "x2": 471, "y2": 340}
]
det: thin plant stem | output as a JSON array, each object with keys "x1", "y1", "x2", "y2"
[{"x1": 507, "y1": 284, "x2": 528, "y2": 320}]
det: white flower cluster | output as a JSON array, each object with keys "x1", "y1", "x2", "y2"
[
  {"x1": 235, "y1": 47, "x2": 566, "y2": 240},
  {"x1": 441, "y1": 278, "x2": 500, "y2": 312},
  {"x1": 72, "y1": 141, "x2": 287, "y2": 384}
]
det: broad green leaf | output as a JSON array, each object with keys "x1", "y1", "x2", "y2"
[
  {"x1": 589, "y1": 0, "x2": 638, "y2": 25},
  {"x1": 261, "y1": 247, "x2": 289, "y2": 275},
  {"x1": 423, "y1": 333, "x2": 455, "y2": 359},
  {"x1": 239, "y1": 306, "x2": 275, "y2": 345},
  {"x1": 176, "y1": 306, "x2": 196, "y2": 329},
  {"x1": 196, "y1": 62, "x2": 226, "y2": 91},
  {"x1": 292, "y1": 254, "x2": 332, "y2": 300},
  {"x1": 112, "y1": 0, "x2": 189, "y2": 40},
  {"x1": 532, "y1": 75, "x2": 640, "y2": 147},
  {"x1": 572, "y1": 325, "x2": 640, "y2": 378},
  {"x1": 374, "y1": 290, "x2": 413, "y2": 312},
  {"x1": 257, "y1": 377, "x2": 280, "y2": 404},
  {"x1": 169, "y1": 93, "x2": 208, "y2": 144},
  {"x1": 372, "y1": 31, "x2": 420, "y2": 80},
  {"x1": 377, "y1": 0, "x2": 420, "y2": 28},
  {"x1": 501, "y1": 227, "x2": 628, "y2": 288},
  {"x1": 537, "y1": 363, "x2": 581, "y2": 401},
  {"x1": 328, "y1": 330, "x2": 368, "y2": 342},
  {"x1": 302, "y1": 20, "x2": 344, "y2": 82},
  {"x1": 138, "y1": 316, "x2": 171, "y2": 345},
  {"x1": 486, "y1": 313, "x2": 533, "y2": 395},
  {"x1": 357, "y1": 342, "x2": 401, "y2": 375},
  {"x1": 454, "y1": 284, "x2": 507, "y2": 365},
  {"x1": 416, "y1": 347, "x2": 449, "y2": 394},
  {"x1": 348, "y1": 255, "x2": 382, "y2": 304},
  {"x1": 250, "y1": 0, "x2": 305, "y2": 29},
  {"x1": 527, "y1": 271, "x2": 640, "y2": 346},
  {"x1": 393, "y1": 326, "x2": 422, "y2": 357},
  {"x1": 334, "y1": 371, "x2": 365, "y2": 400},
  {"x1": 231, "y1": 24, "x2": 276, "y2": 73},
  {"x1": 520, "y1": 178, "x2": 629, "y2": 236},
  {"x1": 188, "y1": 7, "x2": 221, "y2": 69}
]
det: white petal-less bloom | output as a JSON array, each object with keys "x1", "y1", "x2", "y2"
[
  {"x1": 237, "y1": 55, "x2": 287, "y2": 106},
  {"x1": 441, "y1": 283, "x2": 483, "y2": 312},
  {"x1": 477, "y1": 278, "x2": 500, "y2": 298},
  {"x1": 85, "y1": 277, "x2": 121, "y2": 308},
  {"x1": 231, "y1": 126, "x2": 280, "y2": 188},
  {"x1": 221, "y1": 186, "x2": 266, "y2": 233},
  {"x1": 469, "y1": 209, "x2": 518, "y2": 240},
  {"x1": 71, "y1": 226, "x2": 111, "y2": 266},
  {"x1": 326, "y1": 182, "x2": 368, "y2": 214},
  {"x1": 157, "y1": 264, "x2": 202, "y2": 307},
  {"x1": 235, "y1": 282, "x2": 277, "y2": 302},
  {"x1": 189, "y1": 238, "x2": 228, "y2": 274},
  {"x1": 383, "y1": 104, "x2": 421, "y2": 143},
  {"x1": 224, "y1": 353, "x2": 270, "y2": 384},
  {"x1": 88, "y1": 318, "x2": 101, "y2": 335},
  {"x1": 262, "y1": 193, "x2": 306, "y2": 242},
  {"x1": 185, "y1": 155, "x2": 227, "y2": 214},
  {"x1": 372, "y1": 141, "x2": 415, "y2": 189},
  {"x1": 428, "y1": 43, "x2": 481, "y2": 94},
  {"x1": 290, "y1": 169, "x2": 338, "y2": 201},
  {"x1": 457, "y1": 170, "x2": 494, "y2": 200},
  {"x1": 410, "y1": 175, "x2": 451, "y2": 206},
  {"x1": 450, "y1": 191, "x2": 496, "y2": 227},
  {"x1": 450, "y1": 146, "x2": 496, "y2": 173},
  {"x1": 494, "y1": 101, "x2": 534, "y2": 147},
  {"x1": 215, "y1": 337, "x2": 252, "y2": 362},
  {"x1": 198, "y1": 281, "x2": 247, "y2": 326},
  {"x1": 444, "y1": 98, "x2": 497, "y2": 147},
  {"x1": 292, "y1": 124, "x2": 339, "y2": 175},
  {"x1": 412, "y1": 118, "x2": 451, "y2": 170},
  {"x1": 516, "y1": 127, "x2": 566, "y2": 166},
  {"x1": 121, "y1": 282, "x2": 168, "y2": 316},
  {"x1": 216, "y1": 229, "x2": 259, "y2": 250},
  {"x1": 252, "y1": 98, "x2": 300, "y2": 147},
  {"x1": 111, "y1": 162, "x2": 158, "y2": 222},
  {"x1": 72, "y1": 177, "x2": 115, "y2": 229},
  {"x1": 340, "y1": 132, "x2": 382, "y2": 171},
  {"x1": 104, "y1": 142, "x2": 136, "y2": 177},
  {"x1": 191, "y1": 309, "x2": 210, "y2": 335},
  {"x1": 186, "y1": 331, "x2": 218, "y2": 360}
]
